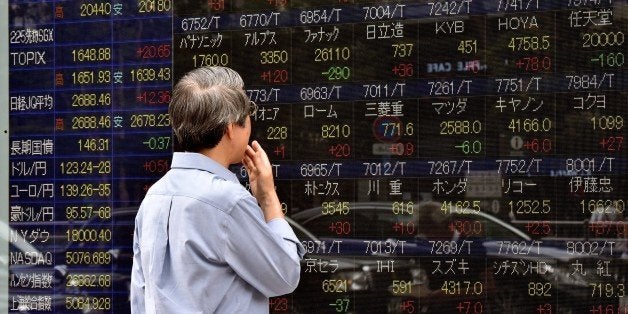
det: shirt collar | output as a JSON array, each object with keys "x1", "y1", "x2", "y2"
[{"x1": 171, "y1": 152, "x2": 239, "y2": 184}]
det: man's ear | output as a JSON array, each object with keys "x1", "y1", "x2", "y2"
[{"x1": 224, "y1": 122, "x2": 235, "y2": 140}]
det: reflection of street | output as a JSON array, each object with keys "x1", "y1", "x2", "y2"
[
  {"x1": 286, "y1": 201, "x2": 626, "y2": 313},
  {"x1": 10, "y1": 201, "x2": 625, "y2": 313},
  {"x1": 12, "y1": 202, "x2": 628, "y2": 313}
]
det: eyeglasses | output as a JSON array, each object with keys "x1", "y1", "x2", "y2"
[{"x1": 248, "y1": 100, "x2": 258, "y2": 116}]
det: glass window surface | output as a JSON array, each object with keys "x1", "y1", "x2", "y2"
[{"x1": 7, "y1": 1, "x2": 627, "y2": 313}]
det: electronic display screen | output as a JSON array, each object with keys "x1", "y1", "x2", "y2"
[{"x1": 7, "y1": 0, "x2": 627, "y2": 313}]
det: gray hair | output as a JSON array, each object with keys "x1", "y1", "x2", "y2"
[{"x1": 169, "y1": 66, "x2": 249, "y2": 151}]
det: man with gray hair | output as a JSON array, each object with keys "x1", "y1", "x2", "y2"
[{"x1": 131, "y1": 66, "x2": 304, "y2": 313}]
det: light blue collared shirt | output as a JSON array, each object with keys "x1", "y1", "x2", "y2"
[{"x1": 131, "y1": 152, "x2": 304, "y2": 313}]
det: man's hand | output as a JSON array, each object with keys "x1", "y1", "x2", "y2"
[{"x1": 243, "y1": 141, "x2": 283, "y2": 221}]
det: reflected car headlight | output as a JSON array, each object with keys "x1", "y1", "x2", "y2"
[
  {"x1": 409, "y1": 267, "x2": 428, "y2": 285},
  {"x1": 542, "y1": 263, "x2": 589, "y2": 287},
  {"x1": 330, "y1": 268, "x2": 370, "y2": 291}
]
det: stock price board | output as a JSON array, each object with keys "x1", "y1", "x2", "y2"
[{"x1": 8, "y1": 0, "x2": 627, "y2": 313}]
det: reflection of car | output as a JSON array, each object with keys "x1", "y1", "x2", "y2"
[
  {"x1": 280, "y1": 216, "x2": 424, "y2": 313},
  {"x1": 62, "y1": 208, "x2": 420, "y2": 313},
  {"x1": 292, "y1": 201, "x2": 530, "y2": 240},
  {"x1": 59, "y1": 208, "x2": 414, "y2": 313},
  {"x1": 17, "y1": 203, "x2": 621, "y2": 313},
  {"x1": 289, "y1": 202, "x2": 624, "y2": 313}
]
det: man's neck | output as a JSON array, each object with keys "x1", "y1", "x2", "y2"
[{"x1": 198, "y1": 145, "x2": 231, "y2": 168}]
